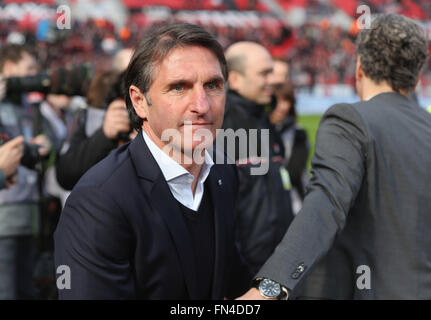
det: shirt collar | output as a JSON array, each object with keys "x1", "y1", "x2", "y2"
[{"x1": 142, "y1": 130, "x2": 214, "y2": 183}]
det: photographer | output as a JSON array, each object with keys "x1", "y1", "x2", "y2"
[
  {"x1": 55, "y1": 71, "x2": 132, "y2": 190},
  {"x1": 0, "y1": 136, "x2": 24, "y2": 190},
  {"x1": 0, "y1": 44, "x2": 61, "y2": 299}
]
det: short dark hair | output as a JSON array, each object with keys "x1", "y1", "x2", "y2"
[
  {"x1": 356, "y1": 14, "x2": 429, "y2": 93},
  {"x1": 86, "y1": 71, "x2": 119, "y2": 109},
  {"x1": 0, "y1": 44, "x2": 35, "y2": 73},
  {"x1": 274, "y1": 81, "x2": 296, "y2": 120},
  {"x1": 123, "y1": 23, "x2": 227, "y2": 130}
]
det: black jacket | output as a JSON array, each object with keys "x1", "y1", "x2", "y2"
[
  {"x1": 55, "y1": 108, "x2": 117, "y2": 190},
  {"x1": 55, "y1": 132, "x2": 252, "y2": 299},
  {"x1": 221, "y1": 90, "x2": 294, "y2": 273}
]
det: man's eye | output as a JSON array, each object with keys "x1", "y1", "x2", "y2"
[
  {"x1": 173, "y1": 85, "x2": 183, "y2": 91},
  {"x1": 206, "y1": 82, "x2": 223, "y2": 90}
]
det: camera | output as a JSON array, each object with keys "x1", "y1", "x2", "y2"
[
  {"x1": 21, "y1": 142, "x2": 41, "y2": 169},
  {"x1": 5, "y1": 64, "x2": 94, "y2": 98},
  {"x1": 0, "y1": 64, "x2": 94, "y2": 165}
]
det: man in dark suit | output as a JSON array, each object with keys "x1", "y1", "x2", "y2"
[
  {"x1": 239, "y1": 14, "x2": 431, "y2": 300},
  {"x1": 54, "y1": 23, "x2": 251, "y2": 299}
]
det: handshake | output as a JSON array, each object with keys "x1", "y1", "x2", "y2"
[{"x1": 0, "y1": 134, "x2": 52, "y2": 189}]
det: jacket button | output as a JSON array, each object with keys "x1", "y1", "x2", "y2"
[{"x1": 291, "y1": 263, "x2": 307, "y2": 279}]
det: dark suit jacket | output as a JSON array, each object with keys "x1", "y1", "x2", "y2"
[
  {"x1": 54, "y1": 131, "x2": 251, "y2": 299},
  {"x1": 257, "y1": 92, "x2": 431, "y2": 299}
]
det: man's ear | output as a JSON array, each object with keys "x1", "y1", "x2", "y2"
[
  {"x1": 129, "y1": 85, "x2": 149, "y2": 120},
  {"x1": 228, "y1": 71, "x2": 242, "y2": 92},
  {"x1": 355, "y1": 56, "x2": 362, "y2": 81},
  {"x1": 355, "y1": 56, "x2": 363, "y2": 83},
  {"x1": 413, "y1": 70, "x2": 423, "y2": 91}
]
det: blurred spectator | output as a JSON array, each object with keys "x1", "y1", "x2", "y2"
[
  {"x1": 271, "y1": 58, "x2": 290, "y2": 88},
  {"x1": 41, "y1": 94, "x2": 73, "y2": 208},
  {"x1": 269, "y1": 81, "x2": 310, "y2": 215},
  {"x1": 222, "y1": 41, "x2": 294, "y2": 273},
  {"x1": 55, "y1": 70, "x2": 131, "y2": 190},
  {"x1": 112, "y1": 47, "x2": 135, "y2": 73},
  {"x1": 0, "y1": 44, "x2": 61, "y2": 299}
]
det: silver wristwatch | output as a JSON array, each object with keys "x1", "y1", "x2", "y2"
[{"x1": 252, "y1": 278, "x2": 289, "y2": 300}]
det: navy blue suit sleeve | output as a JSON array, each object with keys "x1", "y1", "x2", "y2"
[{"x1": 54, "y1": 186, "x2": 135, "y2": 299}]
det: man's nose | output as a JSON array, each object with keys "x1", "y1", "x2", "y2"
[{"x1": 190, "y1": 86, "x2": 210, "y2": 114}]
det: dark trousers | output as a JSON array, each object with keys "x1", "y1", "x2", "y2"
[{"x1": 0, "y1": 235, "x2": 35, "y2": 299}]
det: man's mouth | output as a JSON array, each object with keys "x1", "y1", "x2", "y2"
[{"x1": 182, "y1": 122, "x2": 212, "y2": 126}]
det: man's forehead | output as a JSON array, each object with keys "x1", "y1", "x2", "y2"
[
  {"x1": 274, "y1": 61, "x2": 288, "y2": 73},
  {"x1": 7, "y1": 51, "x2": 35, "y2": 66},
  {"x1": 155, "y1": 46, "x2": 223, "y2": 79},
  {"x1": 21, "y1": 51, "x2": 36, "y2": 62},
  {"x1": 248, "y1": 57, "x2": 273, "y2": 74},
  {"x1": 162, "y1": 46, "x2": 217, "y2": 63}
]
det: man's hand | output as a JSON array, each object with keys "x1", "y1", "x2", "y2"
[
  {"x1": 103, "y1": 99, "x2": 131, "y2": 140},
  {"x1": 236, "y1": 288, "x2": 270, "y2": 300},
  {"x1": 5, "y1": 176, "x2": 18, "y2": 189},
  {"x1": 129, "y1": 130, "x2": 138, "y2": 141},
  {"x1": 0, "y1": 136, "x2": 24, "y2": 185},
  {"x1": 31, "y1": 134, "x2": 52, "y2": 157}
]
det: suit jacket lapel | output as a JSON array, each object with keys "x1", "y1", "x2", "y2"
[
  {"x1": 129, "y1": 132, "x2": 199, "y2": 299},
  {"x1": 208, "y1": 165, "x2": 228, "y2": 299}
]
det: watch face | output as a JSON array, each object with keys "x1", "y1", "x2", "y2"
[{"x1": 259, "y1": 279, "x2": 281, "y2": 298}]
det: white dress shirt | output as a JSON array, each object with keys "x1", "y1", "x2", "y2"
[{"x1": 142, "y1": 131, "x2": 214, "y2": 211}]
